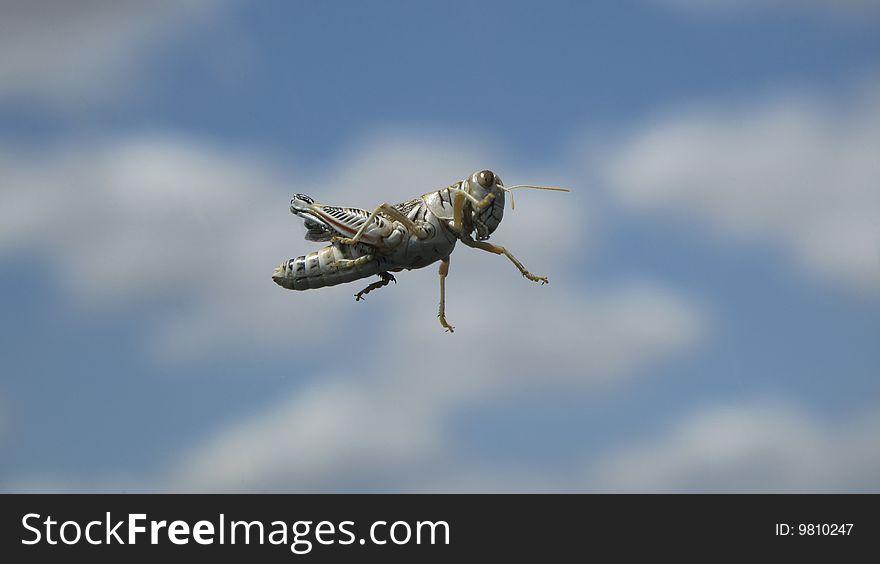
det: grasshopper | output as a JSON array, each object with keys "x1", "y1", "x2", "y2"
[{"x1": 272, "y1": 169, "x2": 569, "y2": 332}]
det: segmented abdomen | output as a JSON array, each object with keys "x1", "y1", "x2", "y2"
[{"x1": 273, "y1": 244, "x2": 379, "y2": 291}]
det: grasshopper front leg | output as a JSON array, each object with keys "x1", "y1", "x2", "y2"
[
  {"x1": 438, "y1": 258, "x2": 454, "y2": 332},
  {"x1": 449, "y1": 189, "x2": 546, "y2": 283},
  {"x1": 451, "y1": 190, "x2": 494, "y2": 234}
]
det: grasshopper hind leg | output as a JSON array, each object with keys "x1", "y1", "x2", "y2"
[{"x1": 354, "y1": 272, "x2": 396, "y2": 301}]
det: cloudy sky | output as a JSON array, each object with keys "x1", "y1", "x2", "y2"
[{"x1": 1, "y1": 0, "x2": 878, "y2": 492}]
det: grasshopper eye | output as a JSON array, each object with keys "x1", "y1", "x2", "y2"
[{"x1": 477, "y1": 170, "x2": 495, "y2": 188}]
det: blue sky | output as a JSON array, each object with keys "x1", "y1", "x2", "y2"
[{"x1": 1, "y1": 0, "x2": 878, "y2": 492}]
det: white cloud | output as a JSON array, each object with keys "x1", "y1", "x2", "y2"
[
  {"x1": 170, "y1": 379, "x2": 445, "y2": 492},
  {"x1": 1, "y1": 136, "x2": 282, "y2": 299},
  {"x1": 0, "y1": 0, "x2": 227, "y2": 106},
  {"x1": 587, "y1": 401, "x2": 880, "y2": 492},
  {"x1": 600, "y1": 77, "x2": 880, "y2": 294}
]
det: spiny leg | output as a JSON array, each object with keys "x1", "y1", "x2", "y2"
[
  {"x1": 354, "y1": 272, "x2": 396, "y2": 301},
  {"x1": 461, "y1": 235, "x2": 548, "y2": 284},
  {"x1": 437, "y1": 258, "x2": 454, "y2": 332},
  {"x1": 335, "y1": 203, "x2": 429, "y2": 246}
]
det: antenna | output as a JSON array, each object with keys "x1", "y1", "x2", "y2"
[{"x1": 501, "y1": 185, "x2": 571, "y2": 210}]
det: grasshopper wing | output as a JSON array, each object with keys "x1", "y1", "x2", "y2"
[{"x1": 290, "y1": 194, "x2": 391, "y2": 245}]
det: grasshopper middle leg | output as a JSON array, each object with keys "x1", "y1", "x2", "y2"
[
  {"x1": 438, "y1": 258, "x2": 454, "y2": 332},
  {"x1": 354, "y1": 272, "x2": 396, "y2": 301}
]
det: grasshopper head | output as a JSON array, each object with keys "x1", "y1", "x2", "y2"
[{"x1": 464, "y1": 169, "x2": 507, "y2": 240}]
